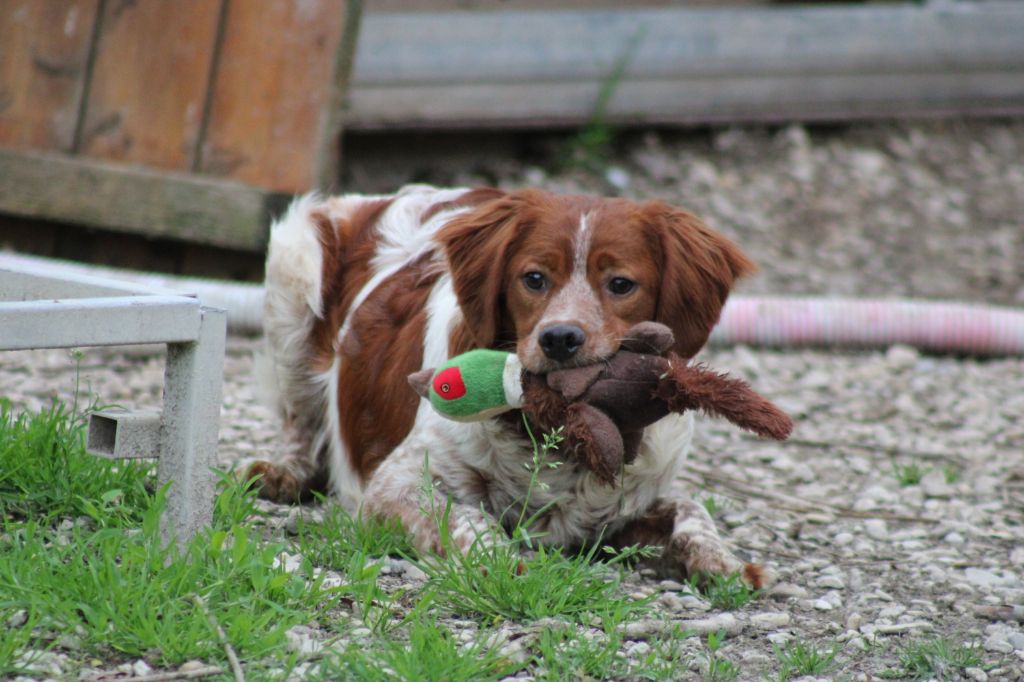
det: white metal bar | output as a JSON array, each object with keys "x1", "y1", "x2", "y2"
[
  {"x1": 0, "y1": 262, "x2": 188, "y2": 301},
  {"x1": 157, "y1": 306, "x2": 227, "y2": 546},
  {"x1": 0, "y1": 296, "x2": 202, "y2": 350},
  {"x1": 87, "y1": 409, "x2": 162, "y2": 460}
]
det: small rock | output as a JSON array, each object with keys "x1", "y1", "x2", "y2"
[
  {"x1": 627, "y1": 641, "x2": 652, "y2": 658},
  {"x1": 403, "y1": 564, "x2": 428, "y2": 582},
  {"x1": 766, "y1": 631, "x2": 792, "y2": 646},
  {"x1": 813, "y1": 598, "x2": 835, "y2": 611},
  {"x1": 965, "y1": 567, "x2": 1016, "y2": 589},
  {"x1": 750, "y1": 612, "x2": 791, "y2": 630},
  {"x1": 817, "y1": 575, "x2": 845, "y2": 590},
  {"x1": 132, "y1": 660, "x2": 153, "y2": 677},
  {"x1": 846, "y1": 613, "x2": 863, "y2": 631},
  {"x1": 920, "y1": 469, "x2": 953, "y2": 498},
  {"x1": 620, "y1": 619, "x2": 666, "y2": 639},
  {"x1": 605, "y1": 166, "x2": 631, "y2": 190},
  {"x1": 678, "y1": 613, "x2": 743, "y2": 636},
  {"x1": 983, "y1": 636, "x2": 1013, "y2": 654},
  {"x1": 944, "y1": 531, "x2": 966, "y2": 545},
  {"x1": 285, "y1": 625, "x2": 322, "y2": 656},
  {"x1": 6, "y1": 609, "x2": 27, "y2": 628},
  {"x1": 863, "y1": 519, "x2": 888, "y2": 541},
  {"x1": 833, "y1": 532, "x2": 855, "y2": 547},
  {"x1": 885, "y1": 344, "x2": 919, "y2": 370},
  {"x1": 179, "y1": 661, "x2": 209, "y2": 673},
  {"x1": 965, "y1": 667, "x2": 988, "y2": 682},
  {"x1": 769, "y1": 583, "x2": 809, "y2": 600},
  {"x1": 658, "y1": 579, "x2": 687, "y2": 592},
  {"x1": 1008, "y1": 632, "x2": 1024, "y2": 650},
  {"x1": 658, "y1": 592, "x2": 685, "y2": 612},
  {"x1": 677, "y1": 595, "x2": 710, "y2": 611}
]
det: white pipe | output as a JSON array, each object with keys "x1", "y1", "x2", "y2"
[{"x1": 4, "y1": 252, "x2": 1024, "y2": 356}]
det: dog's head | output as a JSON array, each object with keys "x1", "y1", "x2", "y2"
[{"x1": 437, "y1": 189, "x2": 754, "y2": 372}]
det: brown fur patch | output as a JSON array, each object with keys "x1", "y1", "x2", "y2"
[
  {"x1": 310, "y1": 198, "x2": 394, "y2": 367},
  {"x1": 336, "y1": 258, "x2": 443, "y2": 480}
]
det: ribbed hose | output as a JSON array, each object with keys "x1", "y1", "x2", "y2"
[{"x1": 5, "y1": 252, "x2": 1024, "y2": 356}]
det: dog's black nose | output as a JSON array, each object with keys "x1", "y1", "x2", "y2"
[{"x1": 539, "y1": 324, "x2": 586, "y2": 362}]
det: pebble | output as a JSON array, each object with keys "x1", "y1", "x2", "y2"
[
  {"x1": 965, "y1": 567, "x2": 1016, "y2": 589},
  {"x1": 817, "y1": 575, "x2": 845, "y2": 590},
  {"x1": 863, "y1": 519, "x2": 888, "y2": 541},
  {"x1": 766, "y1": 631, "x2": 793, "y2": 646},
  {"x1": 678, "y1": 613, "x2": 743, "y2": 636},
  {"x1": 984, "y1": 635, "x2": 1014, "y2": 654},
  {"x1": 750, "y1": 612, "x2": 791, "y2": 630},
  {"x1": 403, "y1": 563, "x2": 428, "y2": 582},
  {"x1": 768, "y1": 583, "x2": 809, "y2": 600},
  {"x1": 1008, "y1": 632, "x2": 1024, "y2": 650},
  {"x1": 832, "y1": 532, "x2": 854, "y2": 547},
  {"x1": 285, "y1": 625, "x2": 322, "y2": 655},
  {"x1": 965, "y1": 668, "x2": 989, "y2": 682},
  {"x1": 658, "y1": 579, "x2": 687, "y2": 592},
  {"x1": 626, "y1": 641, "x2": 652, "y2": 658}
]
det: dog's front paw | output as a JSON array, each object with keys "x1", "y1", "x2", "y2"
[
  {"x1": 667, "y1": 533, "x2": 771, "y2": 590},
  {"x1": 235, "y1": 458, "x2": 307, "y2": 503}
]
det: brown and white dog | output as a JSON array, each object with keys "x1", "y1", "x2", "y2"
[{"x1": 245, "y1": 184, "x2": 766, "y2": 586}]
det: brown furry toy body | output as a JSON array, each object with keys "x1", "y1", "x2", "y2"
[{"x1": 409, "y1": 322, "x2": 793, "y2": 485}]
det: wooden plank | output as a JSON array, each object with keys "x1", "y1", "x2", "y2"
[
  {"x1": 0, "y1": 150, "x2": 288, "y2": 252},
  {"x1": 199, "y1": 0, "x2": 354, "y2": 193},
  {"x1": 0, "y1": 0, "x2": 100, "y2": 151},
  {"x1": 76, "y1": 0, "x2": 221, "y2": 170},
  {"x1": 370, "y1": 0, "x2": 760, "y2": 11},
  {"x1": 349, "y1": 71, "x2": 1024, "y2": 130},
  {"x1": 348, "y1": 4, "x2": 1024, "y2": 128}
]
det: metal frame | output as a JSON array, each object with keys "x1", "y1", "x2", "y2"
[{"x1": 0, "y1": 260, "x2": 226, "y2": 545}]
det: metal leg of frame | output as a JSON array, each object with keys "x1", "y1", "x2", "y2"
[{"x1": 157, "y1": 306, "x2": 227, "y2": 547}]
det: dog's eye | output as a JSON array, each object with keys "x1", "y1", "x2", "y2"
[
  {"x1": 607, "y1": 277, "x2": 636, "y2": 295},
  {"x1": 522, "y1": 271, "x2": 547, "y2": 291}
]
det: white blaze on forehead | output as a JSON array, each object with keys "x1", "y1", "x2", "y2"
[
  {"x1": 540, "y1": 211, "x2": 601, "y2": 324},
  {"x1": 574, "y1": 212, "x2": 594, "y2": 271}
]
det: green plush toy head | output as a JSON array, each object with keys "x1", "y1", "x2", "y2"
[{"x1": 408, "y1": 349, "x2": 524, "y2": 422}]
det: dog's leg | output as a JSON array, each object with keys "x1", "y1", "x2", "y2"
[
  {"x1": 237, "y1": 416, "x2": 329, "y2": 502},
  {"x1": 608, "y1": 498, "x2": 767, "y2": 589},
  {"x1": 362, "y1": 437, "x2": 505, "y2": 556}
]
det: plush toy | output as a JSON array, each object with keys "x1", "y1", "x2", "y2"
[{"x1": 408, "y1": 322, "x2": 792, "y2": 485}]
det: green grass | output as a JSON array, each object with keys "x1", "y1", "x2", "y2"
[
  {"x1": 772, "y1": 639, "x2": 840, "y2": 680},
  {"x1": 1, "y1": 391, "x2": 754, "y2": 679},
  {"x1": 892, "y1": 462, "x2": 926, "y2": 487},
  {"x1": 693, "y1": 571, "x2": 762, "y2": 610},
  {"x1": 2, "y1": 487, "x2": 343, "y2": 669},
  {"x1": 881, "y1": 638, "x2": 983, "y2": 680},
  {"x1": 702, "y1": 629, "x2": 739, "y2": 682},
  {"x1": 0, "y1": 399, "x2": 153, "y2": 524},
  {"x1": 314, "y1": 618, "x2": 516, "y2": 682},
  {"x1": 532, "y1": 620, "x2": 690, "y2": 681}
]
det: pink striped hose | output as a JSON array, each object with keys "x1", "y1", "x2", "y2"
[
  {"x1": 4, "y1": 253, "x2": 1024, "y2": 356},
  {"x1": 711, "y1": 296, "x2": 1024, "y2": 356}
]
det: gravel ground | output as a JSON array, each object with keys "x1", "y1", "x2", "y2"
[{"x1": 4, "y1": 118, "x2": 1024, "y2": 679}]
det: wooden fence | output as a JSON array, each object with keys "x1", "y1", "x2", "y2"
[
  {"x1": 0, "y1": 0, "x2": 361, "y2": 251},
  {"x1": 2, "y1": 1, "x2": 1023, "y2": 255}
]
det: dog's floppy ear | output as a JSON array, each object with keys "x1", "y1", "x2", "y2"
[
  {"x1": 644, "y1": 202, "x2": 755, "y2": 358},
  {"x1": 436, "y1": 192, "x2": 526, "y2": 349}
]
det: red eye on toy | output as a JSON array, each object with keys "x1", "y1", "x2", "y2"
[{"x1": 432, "y1": 366, "x2": 466, "y2": 400}]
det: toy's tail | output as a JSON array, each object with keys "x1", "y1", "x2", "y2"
[{"x1": 657, "y1": 358, "x2": 793, "y2": 440}]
